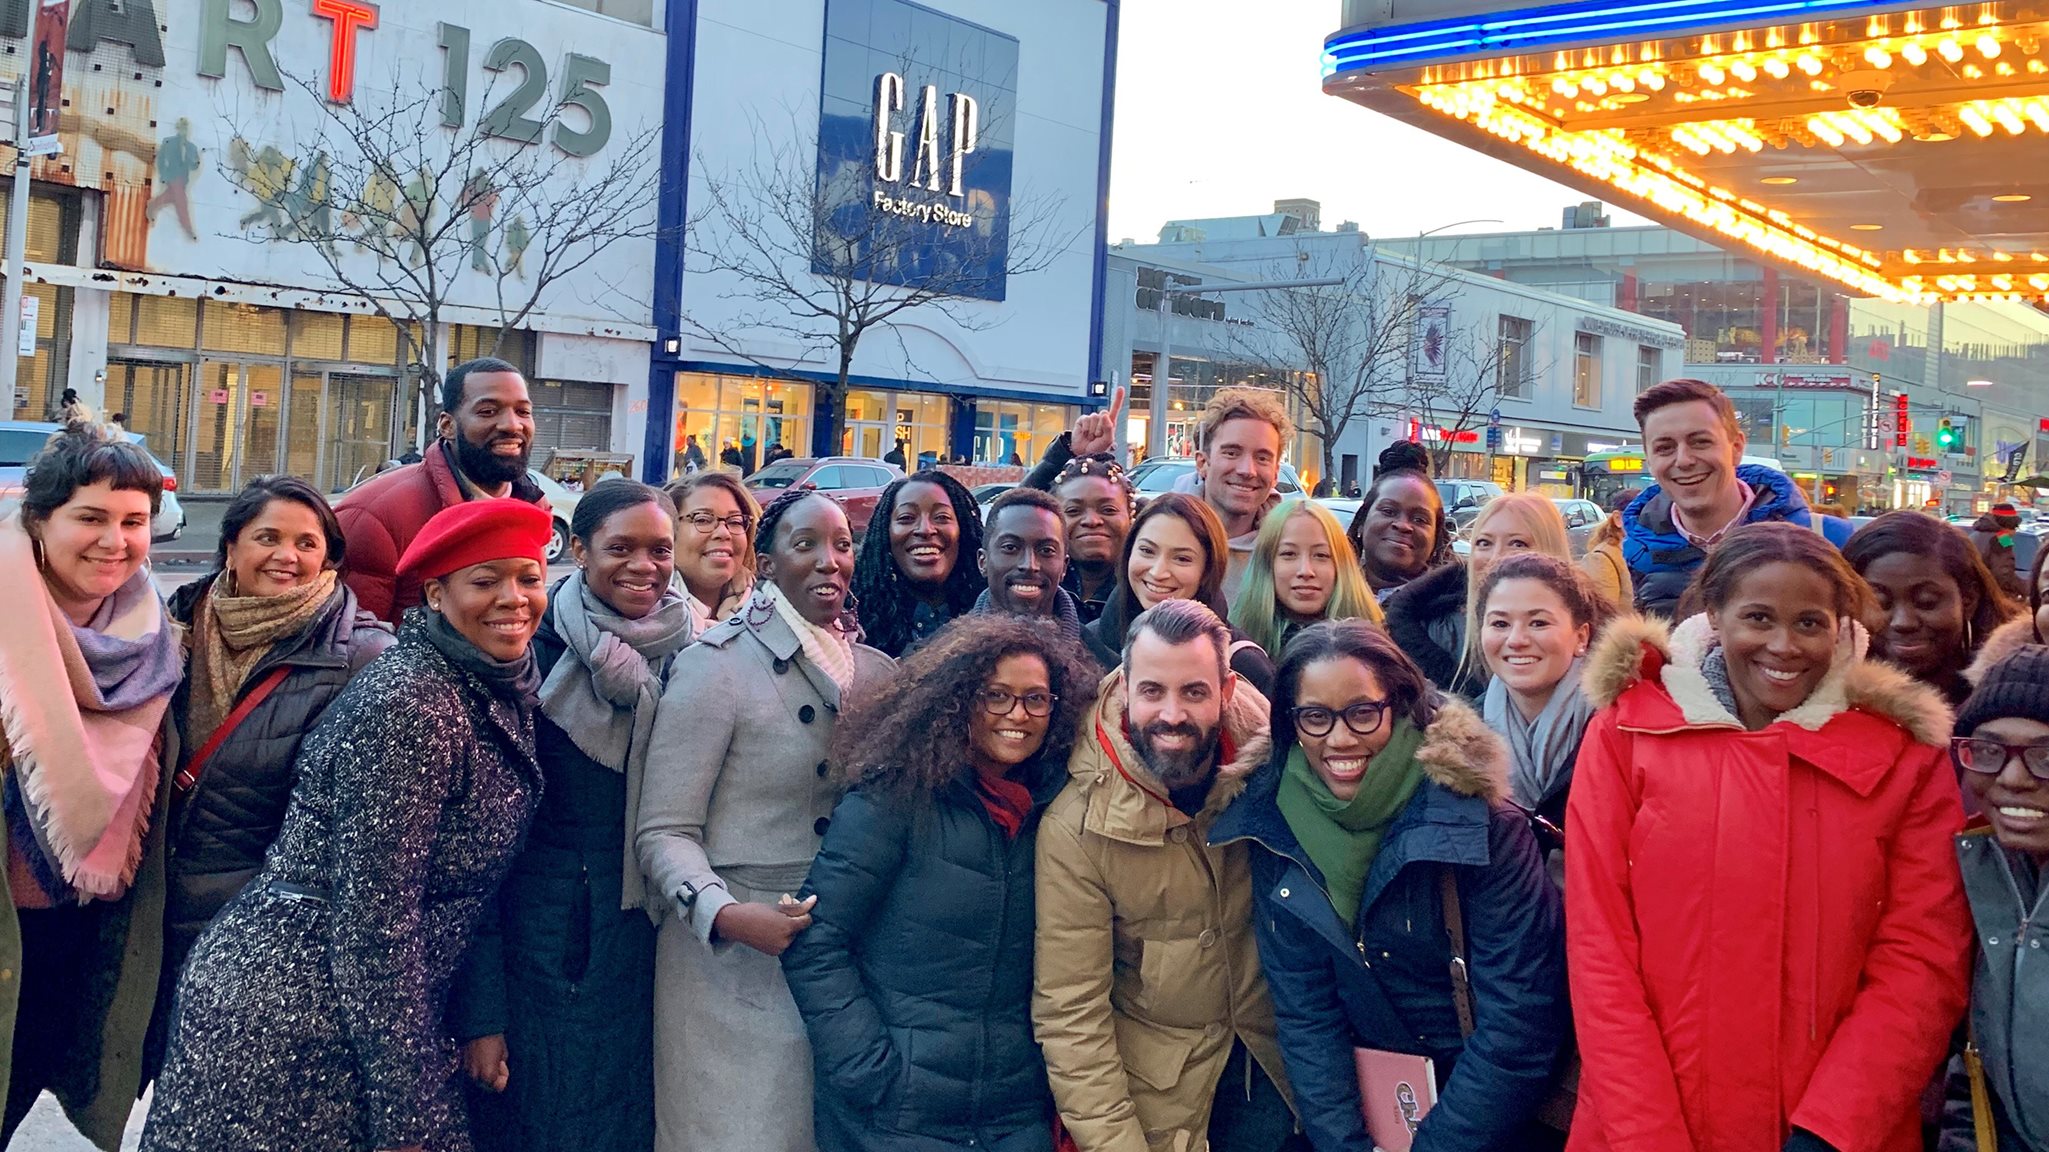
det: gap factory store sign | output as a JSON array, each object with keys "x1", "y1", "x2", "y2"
[{"x1": 816, "y1": 0, "x2": 1019, "y2": 301}]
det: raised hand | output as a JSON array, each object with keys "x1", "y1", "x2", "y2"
[{"x1": 1070, "y1": 385, "x2": 1126, "y2": 457}]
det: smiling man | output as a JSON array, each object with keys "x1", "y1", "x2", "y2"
[
  {"x1": 1193, "y1": 389, "x2": 1294, "y2": 603},
  {"x1": 1034, "y1": 599, "x2": 1295, "y2": 1152},
  {"x1": 335, "y1": 357, "x2": 548, "y2": 624},
  {"x1": 1622, "y1": 378, "x2": 1853, "y2": 617},
  {"x1": 974, "y1": 487, "x2": 1088, "y2": 648}
]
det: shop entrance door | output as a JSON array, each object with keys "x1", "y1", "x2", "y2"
[
  {"x1": 105, "y1": 360, "x2": 192, "y2": 479},
  {"x1": 323, "y1": 373, "x2": 398, "y2": 493},
  {"x1": 844, "y1": 421, "x2": 888, "y2": 460},
  {"x1": 188, "y1": 360, "x2": 288, "y2": 493}
]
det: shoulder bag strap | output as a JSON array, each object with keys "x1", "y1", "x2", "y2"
[
  {"x1": 174, "y1": 665, "x2": 293, "y2": 795},
  {"x1": 1965, "y1": 1020, "x2": 1997, "y2": 1152},
  {"x1": 1440, "y1": 864, "x2": 1476, "y2": 1039}
]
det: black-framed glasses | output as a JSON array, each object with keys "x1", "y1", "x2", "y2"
[
  {"x1": 976, "y1": 688, "x2": 1057, "y2": 718},
  {"x1": 683, "y1": 511, "x2": 749, "y2": 535},
  {"x1": 1291, "y1": 699, "x2": 1391, "y2": 739},
  {"x1": 1951, "y1": 736, "x2": 2049, "y2": 781}
]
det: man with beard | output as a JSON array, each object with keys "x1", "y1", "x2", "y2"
[
  {"x1": 1034, "y1": 599, "x2": 1295, "y2": 1152},
  {"x1": 973, "y1": 487, "x2": 1089, "y2": 650},
  {"x1": 335, "y1": 356, "x2": 548, "y2": 623}
]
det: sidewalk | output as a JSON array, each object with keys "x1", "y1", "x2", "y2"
[{"x1": 153, "y1": 497, "x2": 228, "y2": 569}]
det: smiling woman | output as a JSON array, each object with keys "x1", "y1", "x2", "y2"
[{"x1": 1844, "y1": 511, "x2": 2019, "y2": 707}]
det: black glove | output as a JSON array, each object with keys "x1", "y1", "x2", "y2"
[{"x1": 1784, "y1": 1129, "x2": 1837, "y2": 1152}]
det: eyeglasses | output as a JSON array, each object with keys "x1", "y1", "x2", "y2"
[
  {"x1": 1291, "y1": 699, "x2": 1391, "y2": 739},
  {"x1": 683, "y1": 511, "x2": 750, "y2": 535},
  {"x1": 976, "y1": 688, "x2": 1057, "y2": 718},
  {"x1": 1951, "y1": 737, "x2": 2049, "y2": 781}
]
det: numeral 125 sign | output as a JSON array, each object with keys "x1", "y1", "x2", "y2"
[{"x1": 437, "y1": 23, "x2": 612, "y2": 158}]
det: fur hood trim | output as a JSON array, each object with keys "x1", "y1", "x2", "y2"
[
  {"x1": 1966, "y1": 614, "x2": 2042, "y2": 688},
  {"x1": 1585, "y1": 612, "x2": 1952, "y2": 746},
  {"x1": 1074, "y1": 667, "x2": 1272, "y2": 827},
  {"x1": 1415, "y1": 695, "x2": 1509, "y2": 803}
]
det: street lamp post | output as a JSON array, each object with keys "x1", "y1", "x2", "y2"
[{"x1": 1145, "y1": 276, "x2": 1344, "y2": 460}]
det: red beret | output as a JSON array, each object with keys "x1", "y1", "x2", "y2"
[{"x1": 397, "y1": 498, "x2": 554, "y2": 583}]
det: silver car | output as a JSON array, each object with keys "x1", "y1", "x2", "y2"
[{"x1": 0, "y1": 420, "x2": 185, "y2": 542}]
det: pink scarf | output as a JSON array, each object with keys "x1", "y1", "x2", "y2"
[{"x1": 0, "y1": 514, "x2": 181, "y2": 901}]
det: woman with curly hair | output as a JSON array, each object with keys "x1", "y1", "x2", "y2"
[
  {"x1": 850, "y1": 470, "x2": 985, "y2": 657},
  {"x1": 781, "y1": 615, "x2": 1095, "y2": 1152}
]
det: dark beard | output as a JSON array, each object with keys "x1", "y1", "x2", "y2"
[
  {"x1": 454, "y1": 431, "x2": 530, "y2": 488},
  {"x1": 1130, "y1": 719, "x2": 1222, "y2": 790}
]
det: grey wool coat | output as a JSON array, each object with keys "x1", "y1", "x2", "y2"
[{"x1": 637, "y1": 603, "x2": 894, "y2": 1152}]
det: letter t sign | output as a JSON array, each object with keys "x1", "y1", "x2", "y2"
[{"x1": 311, "y1": 0, "x2": 378, "y2": 103}]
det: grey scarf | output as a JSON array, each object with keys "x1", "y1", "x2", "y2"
[
  {"x1": 1483, "y1": 655, "x2": 1595, "y2": 812},
  {"x1": 537, "y1": 572, "x2": 695, "y2": 913}
]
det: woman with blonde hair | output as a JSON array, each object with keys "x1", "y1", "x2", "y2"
[
  {"x1": 665, "y1": 471, "x2": 759, "y2": 629},
  {"x1": 1231, "y1": 500, "x2": 1382, "y2": 660},
  {"x1": 1384, "y1": 492, "x2": 1571, "y2": 700}
]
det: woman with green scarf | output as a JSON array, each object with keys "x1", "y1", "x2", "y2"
[{"x1": 1210, "y1": 620, "x2": 1570, "y2": 1152}]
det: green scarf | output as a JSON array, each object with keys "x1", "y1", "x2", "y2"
[{"x1": 1276, "y1": 719, "x2": 1426, "y2": 931}]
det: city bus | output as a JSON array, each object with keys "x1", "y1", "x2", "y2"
[{"x1": 1580, "y1": 447, "x2": 1788, "y2": 507}]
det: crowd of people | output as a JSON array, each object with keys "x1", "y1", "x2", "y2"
[{"x1": 1, "y1": 360, "x2": 2045, "y2": 1152}]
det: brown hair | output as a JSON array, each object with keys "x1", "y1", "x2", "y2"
[
  {"x1": 1477, "y1": 552, "x2": 1612, "y2": 633},
  {"x1": 1632, "y1": 377, "x2": 1742, "y2": 442},
  {"x1": 665, "y1": 470, "x2": 760, "y2": 591},
  {"x1": 1102, "y1": 492, "x2": 1231, "y2": 629},
  {"x1": 1197, "y1": 387, "x2": 1294, "y2": 453}
]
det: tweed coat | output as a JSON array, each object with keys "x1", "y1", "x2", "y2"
[
  {"x1": 637, "y1": 603, "x2": 893, "y2": 1152},
  {"x1": 140, "y1": 615, "x2": 541, "y2": 1152}
]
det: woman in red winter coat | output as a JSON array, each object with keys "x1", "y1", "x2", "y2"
[{"x1": 1566, "y1": 522, "x2": 1972, "y2": 1152}]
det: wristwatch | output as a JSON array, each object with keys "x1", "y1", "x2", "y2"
[{"x1": 676, "y1": 880, "x2": 700, "y2": 911}]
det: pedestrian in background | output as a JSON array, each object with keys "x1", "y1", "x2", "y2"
[
  {"x1": 452, "y1": 482, "x2": 692, "y2": 1152},
  {"x1": 142, "y1": 499, "x2": 553, "y2": 1152},
  {"x1": 335, "y1": 357, "x2": 549, "y2": 625},
  {"x1": 153, "y1": 477, "x2": 392, "y2": 1065},
  {"x1": 783, "y1": 616, "x2": 1095, "y2": 1152},
  {"x1": 666, "y1": 471, "x2": 760, "y2": 628},
  {"x1": 1347, "y1": 441, "x2": 1454, "y2": 601},
  {"x1": 1965, "y1": 502, "x2": 2029, "y2": 602},
  {"x1": 1569, "y1": 522, "x2": 1970, "y2": 1152},
  {"x1": 1231, "y1": 499, "x2": 1383, "y2": 660},
  {"x1": 0, "y1": 428, "x2": 179, "y2": 1148},
  {"x1": 1845, "y1": 511, "x2": 2018, "y2": 709},
  {"x1": 1578, "y1": 488, "x2": 1637, "y2": 614},
  {"x1": 851, "y1": 470, "x2": 985, "y2": 657},
  {"x1": 637, "y1": 489, "x2": 894, "y2": 1152},
  {"x1": 1212, "y1": 621, "x2": 1569, "y2": 1152},
  {"x1": 1083, "y1": 492, "x2": 1275, "y2": 695}
]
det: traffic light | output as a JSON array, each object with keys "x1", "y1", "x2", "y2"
[{"x1": 1936, "y1": 419, "x2": 1956, "y2": 451}]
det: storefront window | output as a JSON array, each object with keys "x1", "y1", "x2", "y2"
[
  {"x1": 1574, "y1": 333, "x2": 1602, "y2": 408},
  {"x1": 671, "y1": 372, "x2": 813, "y2": 480},
  {"x1": 842, "y1": 389, "x2": 949, "y2": 465},
  {"x1": 975, "y1": 400, "x2": 1071, "y2": 465},
  {"x1": 202, "y1": 302, "x2": 288, "y2": 356}
]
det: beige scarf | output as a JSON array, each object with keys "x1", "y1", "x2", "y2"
[
  {"x1": 188, "y1": 569, "x2": 338, "y2": 743},
  {"x1": 765, "y1": 584, "x2": 856, "y2": 692}
]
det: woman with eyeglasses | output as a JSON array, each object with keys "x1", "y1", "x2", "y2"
[
  {"x1": 666, "y1": 472, "x2": 761, "y2": 630},
  {"x1": 1569, "y1": 523, "x2": 1971, "y2": 1152},
  {"x1": 781, "y1": 615, "x2": 1095, "y2": 1152},
  {"x1": 1940, "y1": 644, "x2": 2049, "y2": 1151},
  {"x1": 1210, "y1": 620, "x2": 1569, "y2": 1152}
]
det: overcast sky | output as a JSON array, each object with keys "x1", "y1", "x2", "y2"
[{"x1": 1105, "y1": 2, "x2": 1650, "y2": 244}]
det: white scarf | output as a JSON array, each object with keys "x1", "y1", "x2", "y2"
[{"x1": 765, "y1": 584, "x2": 856, "y2": 693}]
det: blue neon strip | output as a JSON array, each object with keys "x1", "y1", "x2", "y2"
[{"x1": 1325, "y1": 0, "x2": 1889, "y2": 71}]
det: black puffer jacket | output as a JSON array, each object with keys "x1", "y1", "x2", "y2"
[
  {"x1": 162, "y1": 574, "x2": 394, "y2": 971},
  {"x1": 782, "y1": 757, "x2": 1064, "y2": 1152},
  {"x1": 1384, "y1": 561, "x2": 1486, "y2": 700}
]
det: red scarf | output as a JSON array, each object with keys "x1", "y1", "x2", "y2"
[{"x1": 974, "y1": 773, "x2": 1034, "y2": 839}]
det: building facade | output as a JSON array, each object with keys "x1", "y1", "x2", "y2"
[
  {"x1": 3, "y1": 0, "x2": 663, "y2": 494},
  {"x1": 1112, "y1": 213, "x2": 1680, "y2": 497},
  {"x1": 1388, "y1": 216, "x2": 2049, "y2": 513},
  {"x1": 642, "y1": 0, "x2": 1117, "y2": 482}
]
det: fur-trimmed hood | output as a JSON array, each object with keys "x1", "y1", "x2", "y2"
[
  {"x1": 1586, "y1": 611, "x2": 1953, "y2": 748},
  {"x1": 1413, "y1": 694, "x2": 1510, "y2": 802},
  {"x1": 1065, "y1": 666, "x2": 1272, "y2": 844},
  {"x1": 1966, "y1": 613, "x2": 2043, "y2": 688}
]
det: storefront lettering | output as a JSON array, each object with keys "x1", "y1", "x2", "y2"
[
  {"x1": 872, "y1": 189, "x2": 974, "y2": 228},
  {"x1": 3, "y1": 0, "x2": 164, "y2": 67},
  {"x1": 1577, "y1": 314, "x2": 1683, "y2": 349},
  {"x1": 310, "y1": 0, "x2": 375, "y2": 104},
  {"x1": 873, "y1": 72, "x2": 979, "y2": 197},
  {"x1": 198, "y1": 0, "x2": 286, "y2": 92}
]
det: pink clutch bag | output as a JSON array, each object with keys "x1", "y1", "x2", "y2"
[{"x1": 1354, "y1": 1047, "x2": 1439, "y2": 1152}]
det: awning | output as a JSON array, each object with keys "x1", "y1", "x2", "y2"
[{"x1": 1323, "y1": 0, "x2": 2049, "y2": 305}]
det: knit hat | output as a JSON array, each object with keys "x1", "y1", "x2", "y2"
[
  {"x1": 1955, "y1": 643, "x2": 2049, "y2": 737},
  {"x1": 1992, "y1": 502, "x2": 2019, "y2": 516},
  {"x1": 398, "y1": 498, "x2": 553, "y2": 583}
]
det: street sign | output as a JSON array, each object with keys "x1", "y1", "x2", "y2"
[{"x1": 1936, "y1": 469, "x2": 1953, "y2": 487}]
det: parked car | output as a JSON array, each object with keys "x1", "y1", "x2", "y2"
[
  {"x1": 1553, "y1": 497, "x2": 1604, "y2": 557},
  {"x1": 0, "y1": 420, "x2": 185, "y2": 543},
  {"x1": 745, "y1": 456, "x2": 904, "y2": 538},
  {"x1": 971, "y1": 482, "x2": 1015, "y2": 518},
  {"x1": 1126, "y1": 456, "x2": 1305, "y2": 500},
  {"x1": 1435, "y1": 478, "x2": 1504, "y2": 529},
  {"x1": 528, "y1": 470, "x2": 582, "y2": 564}
]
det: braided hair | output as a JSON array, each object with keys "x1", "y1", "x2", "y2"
[
  {"x1": 753, "y1": 487, "x2": 861, "y2": 636},
  {"x1": 850, "y1": 470, "x2": 985, "y2": 657},
  {"x1": 1051, "y1": 452, "x2": 1138, "y2": 504}
]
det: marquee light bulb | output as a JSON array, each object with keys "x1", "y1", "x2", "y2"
[
  {"x1": 1730, "y1": 60, "x2": 1757, "y2": 81},
  {"x1": 1938, "y1": 38, "x2": 1965, "y2": 61},
  {"x1": 1900, "y1": 41, "x2": 1927, "y2": 65},
  {"x1": 1865, "y1": 46, "x2": 1892, "y2": 68},
  {"x1": 1978, "y1": 34, "x2": 2002, "y2": 58},
  {"x1": 1763, "y1": 57, "x2": 1790, "y2": 78},
  {"x1": 1699, "y1": 63, "x2": 1726, "y2": 84}
]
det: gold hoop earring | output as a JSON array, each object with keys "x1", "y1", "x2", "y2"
[{"x1": 29, "y1": 536, "x2": 45, "y2": 570}]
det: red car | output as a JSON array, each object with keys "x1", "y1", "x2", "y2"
[{"x1": 745, "y1": 456, "x2": 904, "y2": 538}]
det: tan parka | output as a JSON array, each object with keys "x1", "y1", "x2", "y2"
[{"x1": 1032, "y1": 668, "x2": 1291, "y2": 1152}]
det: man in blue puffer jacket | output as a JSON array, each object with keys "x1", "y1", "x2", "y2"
[{"x1": 1623, "y1": 378, "x2": 1854, "y2": 617}]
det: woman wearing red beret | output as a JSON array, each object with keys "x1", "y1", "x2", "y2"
[{"x1": 144, "y1": 499, "x2": 554, "y2": 1152}]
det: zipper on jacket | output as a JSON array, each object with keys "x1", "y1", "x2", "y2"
[{"x1": 1231, "y1": 831, "x2": 1370, "y2": 963}]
